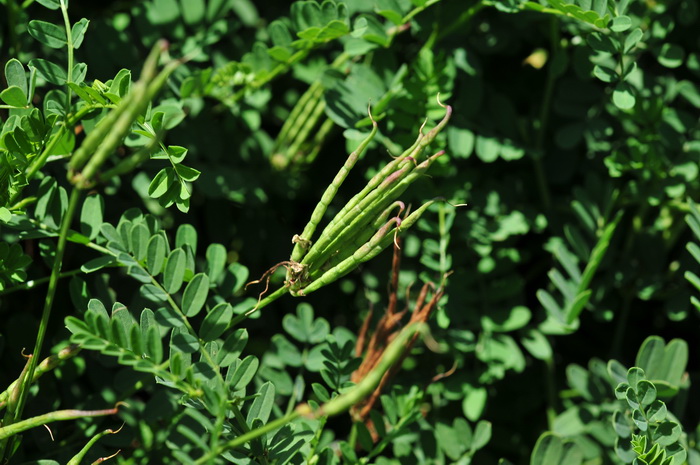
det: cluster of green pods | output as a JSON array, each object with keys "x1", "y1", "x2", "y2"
[{"x1": 286, "y1": 100, "x2": 452, "y2": 296}]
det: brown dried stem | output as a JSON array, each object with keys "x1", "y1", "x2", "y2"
[{"x1": 350, "y1": 239, "x2": 446, "y2": 436}]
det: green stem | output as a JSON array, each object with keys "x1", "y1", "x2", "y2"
[
  {"x1": 304, "y1": 415, "x2": 327, "y2": 464},
  {"x1": 198, "y1": 323, "x2": 424, "y2": 464},
  {"x1": 227, "y1": 286, "x2": 288, "y2": 328},
  {"x1": 66, "y1": 426, "x2": 119, "y2": 465},
  {"x1": 196, "y1": 411, "x2": 301, "y2": 465},
  {"x1": 532, "y1": 18, "x2": 559, "y2": 212},
  {"x1": 60, "y1": 0, "x2": 74, "y2": 107},
  {"x1": 348, "y1": 422, "x2": 358, "y2": 449},
  {"x1": 9, "y1": 195, "x2": 37, "y2": 211},
  {"x1": 438, "y1": 203, "x2": 449, "y2": 275},
  {"x1": 14, "y1": 104, "x2": 116, "y2": 207},
  {"x1": 2, "y1": 188, "x2": 82, "y2": 457},
  {"x1": 311, "y1": 323, "x2": 425, "y2": 417},
  {"x1": 402, "y1": 0, "x2": 441, "y2": 23},
  {"x1": 0, "y1": 344, "x2": 81, "y2": 410},
  {"x1": 0, "y1": 406, "x2": 118, "y2": 440},
  {"x1": 285, "y1": 371, "x2": 305, "y2": 416},
  {"x1": 436, "y1": 1, "x2": 486, "y2": 42},
  {"x1": 0, "y1": 268, "x2": 82, "y2": 296}
]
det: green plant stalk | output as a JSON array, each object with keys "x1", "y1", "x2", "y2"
[
  {"x1": 402, "y1": 0, "x2": 441, "y2": 24},
  {"x1": 0, "y1": 344, "x2": 81, "y2": 410},
  {"x1": 197, "y1": 323, "x2": 425, "y2": 464},
  {"x1": 438, "y1": 203, "x2": 449, "y2": 275},
  {"x1": 285, "y1": 372, "x2": 305, "y2": 416},
  {"x1": 228, "y1": 285, "x2": 288, "y2": 327},
  {"x1": 195, "y1": 410, "x2": 301, "y2": 465},
  {"x1": 209, "y1": 404, "x2": 229, "y2": 463},
  {"x1": 60, "y1": 0, "x2": 74, "y2": 108},
  {"x1": 15, "y1": 103, "x2": 117, "y2": 208},
  {"x1": 304, "y1": 414, "x2": 328, "y2": 464},
  {"x1": 303, "y1": 322, "x2": 425, "y2": 416},
  {"x1": 4, "y1": 187, "x2": 82, "y2": 459},
  {"x1": 436, "y1": 1, "x2": 486, "y2": 42},
  {"x1": 0, "y1": 268, "x2": 82, "y2": 296},
  {"x1": 532, "y1": 18, "x2": 559, "y2": 212},
  {"x1": 0, "y1": 406, "x2": 118, "y2": 440},
  {"x1": 67, "y1": 426, "x2": 119, "y2": 465},
  {"x1": 576, "y1": 212, "x2": 621, "y2": 293}
]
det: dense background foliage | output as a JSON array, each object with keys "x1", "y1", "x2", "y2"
[{"x1": 1, "y1": 0, "x2": 699, "y2": 463}]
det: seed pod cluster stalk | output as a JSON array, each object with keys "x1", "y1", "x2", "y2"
[{"x1": 286, "y1": 99, "x2": 452, "y2": 296}]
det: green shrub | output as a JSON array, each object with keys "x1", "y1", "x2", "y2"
[{"x1": 0, "y1": 0, "x2": 698, "y2": 463}]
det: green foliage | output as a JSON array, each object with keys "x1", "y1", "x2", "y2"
[
  {"x1": 0, "y1": 0, "x2": 699, "y2": 463},
  {"x1": 530, "y1": 431, "x2": 584, "y2": 465},
  {"x1": 613, "y1": 366, "x2": 687, "y2": 465},
  {"x1": 686, "y1": 200, "x2": 700, "y2": 312}
]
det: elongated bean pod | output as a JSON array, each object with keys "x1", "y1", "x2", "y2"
[
  {"x1": 295, "y1": 217, "x2": 402, "y2": 295},
  {"x1": 314, "y1": 150, "x2": 442, "y2": 269},
  {"x1": 302, "y1": 198, "x2": 439, "y2": 293},
  {"x1": 406, "y1": 104, "x2": 452, "y2": 160},
  {"x1": 313, "y1": 201, "x2": 406, "y2": 278},
  {"x1": 323, "y1": 136, "x2": 420, "y2": 229},
  {"x1": 318, "y1": 105, "x2": 451, "y2": 242},
  {"x1": 301, "y1": 160, "x2": 414, "y2": 270},
  {"x1": 320, "y1": 105, "x2": 450, "y2": 238},
  {"x1": 306, "y1": 149, "x2": 442, "y2": 274},
  {"x1": 289, "y1": 117, "x2": 378, "y2": 263}
]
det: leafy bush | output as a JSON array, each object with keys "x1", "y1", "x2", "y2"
[{"x1": 0, "y1": 0, "x2": 698, "y2": 464}]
